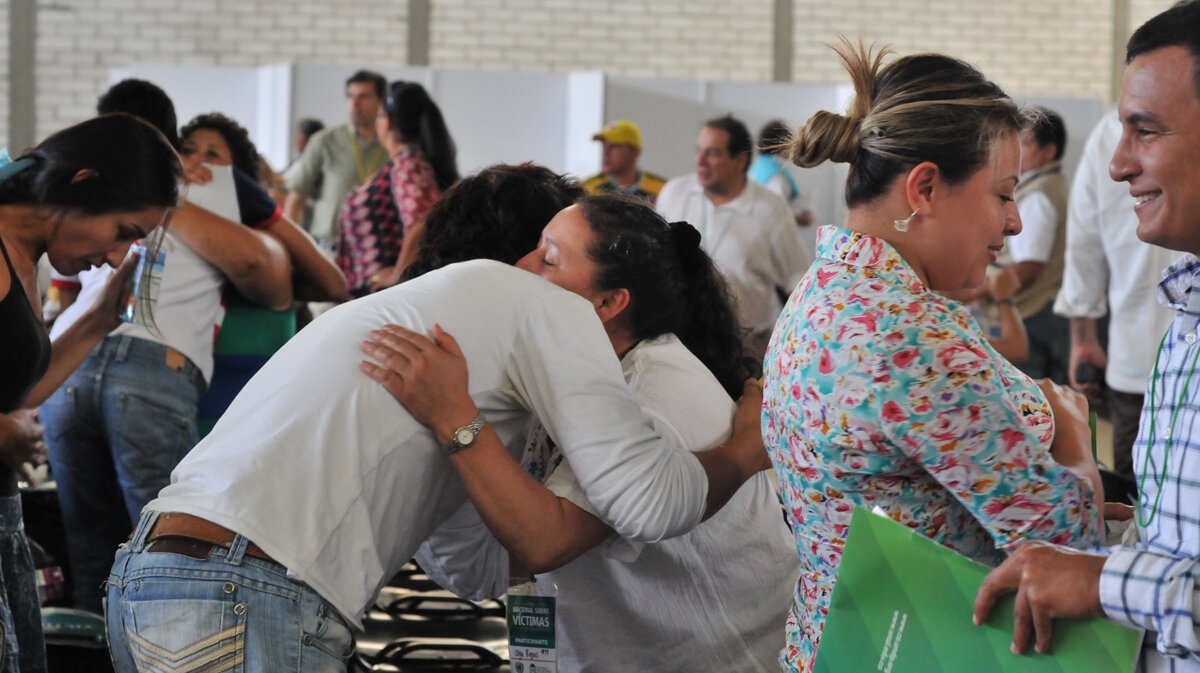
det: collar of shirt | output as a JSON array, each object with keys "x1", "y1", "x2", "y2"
[
  {"x1": 814, "y1": 225, "x2": 925, "y2": 293},
  {"x1": 1157, "y1": 255, "x2": 1200, "y2": 340},
  {"x1": 687, "y1": 174, "x2": 750, "y2": 214}
]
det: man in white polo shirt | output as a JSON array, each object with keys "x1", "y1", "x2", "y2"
[{"x1": 656, "y1": 115, "x2": 812, "y2": 359}]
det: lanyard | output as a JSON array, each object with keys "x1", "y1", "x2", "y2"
[
  {"x1": 697, "y1": 194, "x2": 734, "y2": 258},
  {"x1": 348, "y1": 124, "x2": 386, "y2": 183},
  {"x1": 1138, "y1": 328, "x2": 1200, "y2": 527}
]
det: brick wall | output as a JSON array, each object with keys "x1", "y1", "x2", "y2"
[
  {"x1": 32, "y1": 0, "x2": 408, "y2": 139},
  {"x1": 792, "y1": 0, "x2": 1113, "y2": 98},
  {"x1": 0, "y1": 0, "x2": 1185, "y2": 145},
  {"x1": 430, "y1": 0, "x2": 774, "y2": 81}
]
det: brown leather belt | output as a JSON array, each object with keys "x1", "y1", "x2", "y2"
[{"x1": 145, "y1": 512, "x2": 275, "y2": 563}]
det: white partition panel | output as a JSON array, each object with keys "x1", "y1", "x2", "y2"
[
  {"x1": 603, "y1": 76, "x2": 707, "y2": 181},
  {"x1": 563, "y1": 71, "x2": 606, "y2": 180},
  {"x1": 113, "y1": 63, "x2": 260, "y2": 144},
  {"x1": 431, "y1": 70, "x2": 570, "y2": 175}
]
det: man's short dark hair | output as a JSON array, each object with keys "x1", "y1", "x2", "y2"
[
  {"x1": 1126, "y1": 0, "x2": 1200, "y2": 99},
  {"x1": 403, "y1": 163, "x2": 584, "y2": 282},
  {"x1": 345, "y1": 70, "x2": 387, "y2": 101},
  {"x1": 297, "y1": 118, "x2": 324, "y2": 141},
  {"x1": 1030, "y1": 107, "x2": 1067, "y2": 161},
  {"x1": 705, "y1": 114, "x2": 753, "y2": 173},
  {"x1": 97, "y1": 79, "x2": 179, "y2": 148}
]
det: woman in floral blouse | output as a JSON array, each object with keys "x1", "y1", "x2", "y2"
[
  {"x1": 338, "y1": 80, "x2": 459, "y2": 295},
  {"x1": 761, "y1": 41, "x2": 1104, "y2": 673}
]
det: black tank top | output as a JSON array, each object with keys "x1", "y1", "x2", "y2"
[
  {"x1": 0, "y1": 235, "x2": 51, "y2": 493},
  {"x1": 0, "y1": 235, "x2": 51, "y2": 411}
]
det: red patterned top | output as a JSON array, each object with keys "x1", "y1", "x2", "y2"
[{"x1": 337, "y1": 148, "x2": 439, "y2": 293}]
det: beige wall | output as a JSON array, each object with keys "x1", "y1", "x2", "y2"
[{"x1": 0, "y1": 0, "x2": 1184, "y2": 146}]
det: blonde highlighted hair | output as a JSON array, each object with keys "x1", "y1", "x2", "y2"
[{"x1": 789, "y1": 38, "x2": 1026, "y2": 208}]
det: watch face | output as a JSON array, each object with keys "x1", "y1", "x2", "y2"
[{"x1": 455, "y1": 427, "x2": 475, "y2": 446}]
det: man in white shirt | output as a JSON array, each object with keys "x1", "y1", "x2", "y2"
[
  {"x1": 1008, "y1": 107, "x2": 1071, "y2": 383},
  {"x1": 1053, "y1": 113, "x2": 1175, "y2": 482},
  {"x1": 104, "y1": 164, "x2": 767, "y2": 673},
  {"x1": 656, "y1": 115, "x2": 812, "y2": 359}
]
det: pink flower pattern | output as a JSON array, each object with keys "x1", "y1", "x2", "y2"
[
  {"x1": 337, "y1": 149, "x2": 439, "y2": 293},
  {"x1": 761, "y1": 226, "x2": 1101, "y2": 673}
]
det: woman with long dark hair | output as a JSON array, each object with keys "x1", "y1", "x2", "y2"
[
  {"x1": 339, "y1": 80, "x2": 459, "y2": 295},
  {"x1": 0, "y1": 113, "x2": 180, "y2": 672},
  {"x1": 388, "y1": 194, "x2": 797, "y2": 672}
]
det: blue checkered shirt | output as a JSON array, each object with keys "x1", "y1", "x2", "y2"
[{"x1": 1100, "y1": 253, "x2": 1200, "y2": 672}]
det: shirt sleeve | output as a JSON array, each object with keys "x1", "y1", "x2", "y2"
[
  {"x1": 508, "y1": 293, "x2": 707, "y2": 543},
  {"x1": 875, "y1": 308, "x2": 1101, "y2": 550},
  {"x1": 390, "y1": 153, "x2": 440, "y2": 232},
  {"x1": 414, "y1": 501, "x2": 511, "y2": 600},
  {"x1": 283, "y1": 130, "x2": 326, "y2": 199},
  {"x1": 232, "y1": 168, "x2": 282, "y2": 229},
  {"x1": 1009, "y1": 191, "x2": 1058, "y2": 264},
  {"x1": 1053, "y1": 126, "x2": 1112, "y2": 319},
  {"x1": 1101, "y1": 546, "x2": 1200, "y2": 660}
]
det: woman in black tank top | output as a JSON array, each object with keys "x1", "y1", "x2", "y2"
[{"x1": 0, "y1": 114, "x2": 180, "y2": 672}]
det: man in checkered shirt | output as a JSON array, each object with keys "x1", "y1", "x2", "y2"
[{"x1": 974, "y1": 3, "x2": 1200, "y2": 671}]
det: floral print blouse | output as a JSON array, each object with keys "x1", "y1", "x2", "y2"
[{"x1": 761, "y1": 226, "x2": 1101, "y2": 673}]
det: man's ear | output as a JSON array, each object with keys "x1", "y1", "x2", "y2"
[
  {"x1": 595, "y1": 287, "x2": 631, "y2": 326},
  {"x1": 70, "y1": 168, "x2": 99, "y2": 183},
  {"x1": 904, "y1": 161, "x2": 939, "y2": 214}
]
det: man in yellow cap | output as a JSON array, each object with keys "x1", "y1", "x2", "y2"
[{"x1": 581, "y1": 120, "x2": 667, "y2": 205}]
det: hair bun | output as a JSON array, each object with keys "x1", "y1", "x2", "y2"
[
  {"x1": 790, "y1": 110, "x2": 861, "y2": 167},
  {"x1": 668, "y1": 221, "x2": 701, "y2": 255}
]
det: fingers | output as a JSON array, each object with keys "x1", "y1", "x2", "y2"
[
  {"x1": 973, "y1": 561, "x2": 1017, "y2": 627},
  {"x1": 1104, "y1": 502, "x2": 1135, "y2": 521},
  {"x1": 431, "y1": 324, "x2": 464, "y2": 357},
  {"x1": 1032, "y1": 596, "x2": 1054, "y2": 654},
  {"x1": 1011, "y1": 584, "x2": 1033, "y2": 654}
]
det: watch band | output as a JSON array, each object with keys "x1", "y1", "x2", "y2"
[{"x1": 440, "y1": 413, "x2": 486, "y2": 456}]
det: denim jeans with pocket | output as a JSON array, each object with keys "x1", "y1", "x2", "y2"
[
  {"x1": 0, "y1": 495, "x2": 47, "y2": 673},
  {"x1": 106, "y1": 511, "x2": 355, "y2": 673},
  {"x1": 41, "y1": 335, "x2": 203, "y2": 612}
]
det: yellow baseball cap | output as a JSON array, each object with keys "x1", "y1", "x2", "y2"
[{"x1": 592, "y1": 120, "x2": 642, "y2": 149}]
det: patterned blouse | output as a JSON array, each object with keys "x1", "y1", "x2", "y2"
[
  {"x1": 761, "y1": 226, "x2": 1101, "y2": 673},
  {"x1": 337, "y1": 148, "x2": 439, "y2": 294}
]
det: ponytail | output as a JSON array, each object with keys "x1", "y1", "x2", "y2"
[{"x1": 581, "y1": 195, "x2": 752, "y2": 399}]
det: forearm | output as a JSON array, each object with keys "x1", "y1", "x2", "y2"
[
  {"x1": 282, "y1": 191, "x2": 306, "y2": 227},
  {"x1": 443, "y1": 422, "x2": 610, "y2": 573},
  {"x1": 172, "y1": 202, "x2": 293, "y2": 310},
  {"x1": 395, "y1": 220, "x2": 425, "y2": 277},
  {"x1": 990, "y1": 302, "x2": 1029, "y2": 364},
  {"x1": 1070, "y1": 317, "x2": 1102, "y2": 348},
  {"x1": 266, "y1": 216, "x2": 349, "y2": 302},
  {"x1": 26, "y1": 310, "x2": 111, "y2": 407},
  {"x1": 1101, "y1": 547, "x2": 1200, "y2": 656}
]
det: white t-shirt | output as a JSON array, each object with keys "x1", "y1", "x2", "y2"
[
  {"x1": 1009, "y1": 182, "x2": 1058, "y2": 265},
  {"x1": 656, "y1": 175, "x2": 812, "y2": 355},
  {"x1": 49, "y1": 168, "x2": 242, "y2": 382},
  {"x1": 417, "y1": 334, "x2": 797, "y2": 672},
  {"x1": 148, "y1": 260, "x2": 709, "y2": 628},
  {"x1": 1052, "y1": 113, "x2": 1177, "y2": 393}
]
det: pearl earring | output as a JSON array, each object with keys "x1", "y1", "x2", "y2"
[{"x1": 894, "y1": 210, "x2": 918, "y2": 232}]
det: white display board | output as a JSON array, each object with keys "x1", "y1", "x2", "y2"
[{"x1": 114, "y1": 61, "x2": 1107, "y2": 234}]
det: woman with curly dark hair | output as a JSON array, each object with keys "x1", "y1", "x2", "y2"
[{"x1": 392, "y1": 194, "x2": 797, "y2": 672}]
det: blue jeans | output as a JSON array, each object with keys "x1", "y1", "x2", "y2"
[
  {"x1": 41, "y1": 336, "x2": 203, "y2": 613},
  {"x1": 106, "y1": 512, "x2": 355, "y2": 673},
  {"x1": 0, "y1": 495, "x2": 46, "y2": 673}
]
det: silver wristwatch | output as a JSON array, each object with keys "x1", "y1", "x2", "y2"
[{"x1": 440, "y1": 413, "x2": 486, "y2": 456}]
